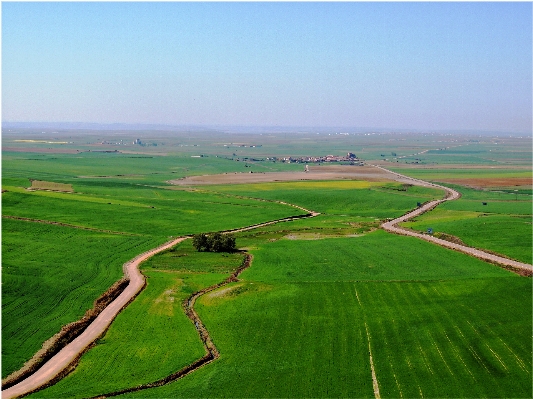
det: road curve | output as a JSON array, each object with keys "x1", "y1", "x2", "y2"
[
  {"x1": 2, "y1": 237, "x2": 188, "y2": 399},
  {"x1": 373, "y1": 165, "x2": 533, "y2": 273},
  {"x1": 3, "y1": 203, "x2": 320, "y2": 399}
]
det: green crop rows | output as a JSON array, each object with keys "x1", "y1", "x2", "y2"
[
  {"x1": 112, "y1": 231, "x2": 530, "y2": 398},
  {"x1": 1, "y1": 218, "x2": 160, "y2": 377}
]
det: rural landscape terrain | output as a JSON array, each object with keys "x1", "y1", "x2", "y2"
[{"x1": 2, "y1": 127, "x2": 531, "y2": 398}]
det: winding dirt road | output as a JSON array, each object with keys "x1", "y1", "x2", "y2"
[
  {"x1": 374, "y1": 165, "x2": 533, "y2": 274},
  {"x1": 2, "y1": 203, "x2": 319, "y2": 399},
  {"x1": 2, "y1": 237, "x2": 188, "y2": 399}
]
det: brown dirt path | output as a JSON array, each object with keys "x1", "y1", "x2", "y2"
[
  {"x1": 374, "y1": 165, "x2": 533, "y2": 274},
  {"x1": 2, "y1": 237, "x2": 188, "y2": 399},
  {"x1": 3, "y1": 203, "x2": 320, "y2": 399}
]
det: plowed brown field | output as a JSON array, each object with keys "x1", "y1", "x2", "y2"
[{"x1": 169, "y1": 165, "x2": 395, "y2": 185}]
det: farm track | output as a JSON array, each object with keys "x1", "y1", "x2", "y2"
[
  {"x1": 1, "y1": 236, "x2": 188, "y2": 399},
  {"x1": 373, "y1": 165, "x2": 533, "y2": 274},
  {"x1": 2, "y1": 205, "x2": 319, "y2": 399}
]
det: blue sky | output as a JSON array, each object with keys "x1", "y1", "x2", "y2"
[{"x1": 2, "y1": 2, "x2": 531, "y2": 133}]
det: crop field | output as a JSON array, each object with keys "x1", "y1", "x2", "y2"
[
  {"x1": 203, "y1": 180, "x2": 442, "y2": 220},
  {"x1": 1, "y1": 218, "x2": 160, "y2": 378},
  {"x1": 114, "y1": 230, "x2": 530, "y2": 398},
  {"x1": 25, "y1": 239, "x2": 246, "y2": 398},
  {"x1": 2, "y1": 151, "x2": 306, "y2": 382},
  {"x1": 2, "y1": 187, "x2": 303, "y2": 238},
  {"x1": 27, "y1": 269, "x2": 227, "y2": 398},
  {"x1": 3, "y1": 130, "x2": 532, "y2": 398}
]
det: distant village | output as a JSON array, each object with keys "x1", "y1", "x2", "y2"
[
  {"x1": 275, "y1": 152, "x2": 362, "y2": 164},
  {"x1": 233, "y1": 152, "x2": 364, "y2": 166}
]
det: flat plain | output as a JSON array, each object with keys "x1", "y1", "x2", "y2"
[{"x1": 3, "y1": 129, "x2": 531, "y2": 398}]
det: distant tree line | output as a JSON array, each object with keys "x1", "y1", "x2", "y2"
[{"x1": 192, "y1": 232, "x2": 237, "y2": 253}]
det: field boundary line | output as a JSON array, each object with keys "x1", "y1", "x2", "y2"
[
  {"x1": 372, "y1": 165, "x2": 533, "y2": 275},
  {"x1": 365, "y1": 322, "x2": 381, "y2": 399},
  {"x1": 355, "y1": 288, "x2": 381, "y2": 399},
  {"x1": 2, "y1": 215, "x2": 141, "y2": 236}
]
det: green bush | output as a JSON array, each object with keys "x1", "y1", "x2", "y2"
[{"x1": 192, "y1": 232, "x2": 236, "y2": 253}]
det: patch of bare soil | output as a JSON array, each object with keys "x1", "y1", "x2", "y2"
[
  {"x1": 169, "y1": 165, "x2": 396, "y2": 185},
  {"x1": 436, "y1": 177, "x2": 532, "y2": 189}
]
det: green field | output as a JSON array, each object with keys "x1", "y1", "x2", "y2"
[
  {"x1": 110, "y1": 231, "x2": 530, "y2": 398},
  {"x1": 2, "y1": 153, "x2": 307, "y2": 380},
  {"x1": 1, "y1": 218, "x2": 159, "y2": 378},
  {"x1": 204, "y1": 180, "x2": 442, "y2": 220},
  {"x1": 27, "y1": 267, "x2": 226, "y2": 398},
  {"x1": 3, "y1": 132, "x2": 532, "y2": 398}
]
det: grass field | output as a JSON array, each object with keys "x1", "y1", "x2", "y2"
[
  {"x1": 401, "y1": 185, "x2": 532, "y2": 264},
  {"x1": 1, "y1": 218, "x2": 160, "y2": 378},
  {"x1": 113, "y1": 230, "x2": 530, "y2": 398},
  {"x1": 26, "y1": 241, "x2": 243, "y2": 398},
  {"x1": 3, "y1": 132, "x2": 532, "y2": 398}
]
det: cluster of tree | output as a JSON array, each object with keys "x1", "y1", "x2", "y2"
[{"x1": 192, "y1": 232, "x2": 237, "y2": 253}]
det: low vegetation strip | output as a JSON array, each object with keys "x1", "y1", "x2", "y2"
[
  {"x1": 376, "y1": 166, "x2": 533, "y2": 274},
  {"x1": 2, "y1": 215, "x2": 141, "y2": 236}
]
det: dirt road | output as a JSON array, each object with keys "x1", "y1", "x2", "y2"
[
  {"x1": 2, "y1": 237, "x2": 188, "y2": 399},
  {"x1": 2, "y1": 203, "x2": 320, "y2": 399},
  {"x1": 374, "y1": 165, "x2": 533, "y2": 274}
]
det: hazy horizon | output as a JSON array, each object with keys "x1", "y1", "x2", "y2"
[
  {"x1": 2, "y1": 2, "x2": 532, "y2": 134},
  {"x1": 4, "y1": 121, "x2": 530, "y2": 138}
]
